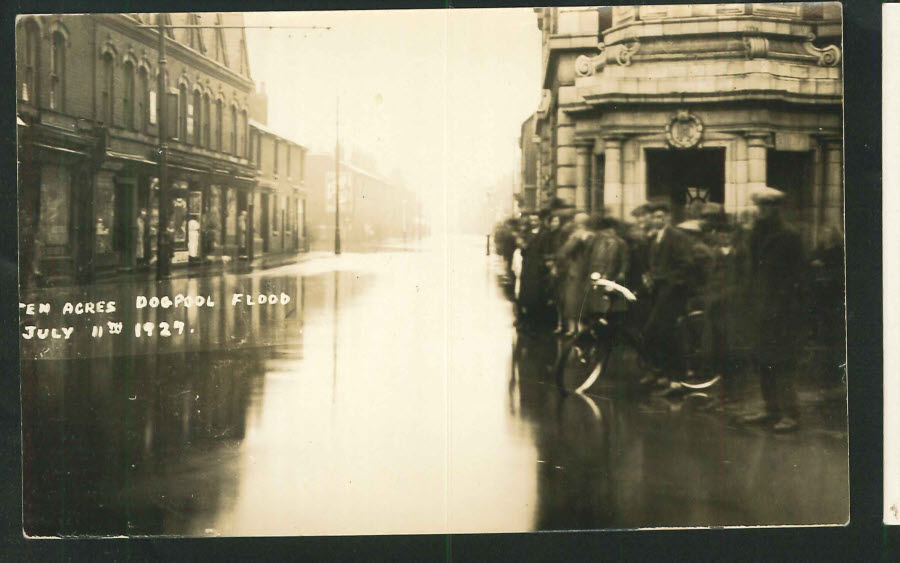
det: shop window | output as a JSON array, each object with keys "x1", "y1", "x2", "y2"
[
  {"x1": 94, "y1": 177, "x2": 115, "y2": 255},
  {"x1": 124, "y1": 61, "x2": 135, "y2": 130},
  {"x1": 20, "y1": 21, "x2": 40, "y2": 103},
  {"x1": 50, "y1": 32, "x2": 66, "y2": 111},
  {"x1": 38, "y1": 164, "x2": 71, "y2": 247},
  {"x1": 101, "y1": 53, "x2": 114, "y2": 123}
]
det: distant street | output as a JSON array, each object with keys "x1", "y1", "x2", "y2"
[{"x1": 21, "y1": 236, "x2": 848, "y2": 536}]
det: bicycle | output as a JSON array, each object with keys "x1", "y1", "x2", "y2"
[
  {"x1": 554, "y1": 274, "x2": 640, "y2": 395},
  {"x1": 554, "y1": 273, "x2": 721, "y2": 396}
]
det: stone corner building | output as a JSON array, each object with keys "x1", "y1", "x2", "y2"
[
  {"x1": 520, "y1": 2, "x2": 842, "y2": 247},
  {"x1": 16, "y1": 13, "x2": 308, "y2": 288}
]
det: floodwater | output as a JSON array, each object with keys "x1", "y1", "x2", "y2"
[{"x1": 20, "y1": 235, "x2": 848, "y2": 536}]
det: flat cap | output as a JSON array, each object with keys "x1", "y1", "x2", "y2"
[
  {"x1": 631, "y1": 203, "x2": 650, "y2": 217},
  {"x1": 750, "y1": 187, "x2": 787, "y2": 205},
  {"x1": 645, "y1": 200, "x2": 672, "y2": 213}
]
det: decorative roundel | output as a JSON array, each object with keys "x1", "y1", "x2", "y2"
[{"x1": 665, "y1": 110, "x2": 703, "y2": 149}]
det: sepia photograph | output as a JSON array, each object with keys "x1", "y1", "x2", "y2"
[{"x1": 17, "y1": 4, "x2": 848, "y2": 537}]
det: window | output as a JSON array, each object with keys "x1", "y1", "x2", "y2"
[
  {"x1": 21, "y1": 21, "x2": 40, "y2": 103},
  {"x1": 51, "y1": 32, "x2": 66, "y2": 111},
  {"x1": 240, "y1": 110, "x2": 248, "y2": 158},
  {"x1": 179, "y1": 84, "x2": 188, "y2": 141},
  {"x1": 287, "y1": 146, "x2": 292, "y2": 178},
  {"x1": 124, "y1": 61, "x2": 135, "y2": 130},
  {"x1": 216, "y1": 99, "x2": 223, "y2": 151},
  {"x1": 203, "y1": 94, "x2": 211, "y2": 148},
  {"x1": 230, "y1": 105, "x2": 237, "y2": 154},
  {"x1": 256, "y1": 132, "x2": 262, "y2": 170},
  {"x1": 274, "y1": 139, "x2": 279, "y2": 175},
  {"x1": 193, "y1": 90, "x2": 202, "y2": 145},
  {"x1": 101, "y1": 53, "x2": 114, "y2": 122},
  {"x1": 137, "y1": 67, "x2": 149, "y2": 132}
]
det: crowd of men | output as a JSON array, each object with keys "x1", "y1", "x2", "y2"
[{"x1": 493, "y1": 187, "x2": 845, "y2": 433}]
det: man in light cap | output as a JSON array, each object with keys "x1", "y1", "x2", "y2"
[{"x1": 741, "y1": 186, "x2": 804, "y2": 432}]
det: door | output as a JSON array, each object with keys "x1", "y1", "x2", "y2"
[{"x1": 645, "y1": 148, "x2": 725, "y2": 223}]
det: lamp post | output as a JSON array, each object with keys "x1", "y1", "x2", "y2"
[
  {"x1": 139, "y1": 16, "x2": 330, "y2": 277},
  {"x1": 156, "y1": 13, "x2": 171, "y2": 280},
  {"x1": 334, "y1": 95, "x2": 342, "y2": 255}
]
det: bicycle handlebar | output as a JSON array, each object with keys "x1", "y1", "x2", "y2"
[{"x1": 589, "y1": 274, "x2": 638, "y2": 302}]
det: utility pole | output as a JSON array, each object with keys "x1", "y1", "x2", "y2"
[
  {"x1": 139, "y1": 18, "x2": 329, "y2": 277},
  {"x1": 156, "y1": 13, "x2": 171, "y2": 279},
  {"x1": 334, "y1": 95, "x2": 342, "y2": 255}
]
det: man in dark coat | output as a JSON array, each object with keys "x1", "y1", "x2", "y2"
[
  {"x1": 740, "y1": 187, "x2": 805, "y2": 432},
  {"x1": 516, "y1": 211, "x2": 556, "y2": 330},
  {"x1": 642, "y1": 200, "x2": 696, "y2": 388}
]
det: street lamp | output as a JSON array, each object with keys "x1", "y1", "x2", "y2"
[{"x1": 334, "y1": 95, "x2": 341, "y2": 255}]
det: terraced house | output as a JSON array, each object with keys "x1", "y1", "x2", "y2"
[{"x1": 16, "y1": 13, "x2": 299, "y2": 287}]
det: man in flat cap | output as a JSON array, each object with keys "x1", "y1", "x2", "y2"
[
  {"x1": 641, "y1": 199, "x2": 696, "y2": 388},
  {"x1": 741, "y1": 187, "x2": 804, "y2": 432}
]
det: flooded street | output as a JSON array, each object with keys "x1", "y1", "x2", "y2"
[{"x1": 21, "y1": 236, "x2": 848, "y2": 536}]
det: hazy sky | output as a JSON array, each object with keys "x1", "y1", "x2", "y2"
[{"x1": 244, "y1": 9, "x2": 542, "y2": 233}]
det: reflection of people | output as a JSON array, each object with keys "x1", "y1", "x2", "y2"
[
  {"x1": 96, "y1": 218, "x2": 110, "y2": 253},
  {"x1": 238, "y1": 210, "x2": 248, "y2": 257},
  {"x1": 188, "y1": 217, "x2": 201, "y2": 259},
  {"x1": 136, "y1": 209, "x2": 147, "y2": 264},
  {"x1": 740, "y1": 187, "x2": 804, "y2": 433}
]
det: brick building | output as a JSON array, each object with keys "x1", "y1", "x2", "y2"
[
  {"x1": 17, "y1": 13, "x2": 261, "y2": 287},
  {"x1": 523, "y1": 3, "x2": 842, "y2": 247},
  {"x1": 249, "y1": 115, "x2": 309, "y2": 256}
]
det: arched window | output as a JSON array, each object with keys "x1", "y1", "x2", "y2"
[
  {"x1": 178, "y1": 83, "x2": 188, "y2": 141},
  {"x1": 193, "y1": 90, "x2": 202, "y2": 145},
  {"x1": 51, "y1": 32, "x2": 67, "y2": 111},
  {"x1": 124, "y1": 61, "x2": 135, "y2": 130},
  {"x1": 20, "y1": 20, "x2": 40, "y2": 103},
  {"x1": 101, "y1": 53, "x2": 114, "y2": 122},
  {"x1": 203, "y1": 94, "x2": 211, "y2": 148},
  {"x1": 137, "y1": 66, "x2": 149, "y2": 133},
  {"x1": 230, "y1": 105, "x2": 237, "y2": 154},
  {"x1": 216, "y1": 99, "x2": 223, "y2": 151}
]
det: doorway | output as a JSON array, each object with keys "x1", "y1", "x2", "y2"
[{"x1": 645, "y1": 148, "x2": 725, "y2": 222}]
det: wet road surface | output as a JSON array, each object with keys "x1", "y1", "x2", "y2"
[{"x1": 21, "y1": 236, "x2": 848, "y2": 536}]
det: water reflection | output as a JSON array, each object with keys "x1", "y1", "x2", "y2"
[{"x1": 21, "y1": 241, "x2": 848, "y2": 536}]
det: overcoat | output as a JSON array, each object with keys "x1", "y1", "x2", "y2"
[{"x1": 747, "y1": 217, "x2": 807, "y2": 365}]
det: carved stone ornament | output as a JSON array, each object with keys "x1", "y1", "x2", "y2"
[
  {"x1": 575, "y1": 43, "x2": 606, "y2": 77},
  {"x1": 616, "y1": 40, "x2": 640, "y2": 66},
  {"x1": 665, "y1": 110, "x2": 703, "y2": 149},
  {"x1": 804, "y1": 33, "x2": 841, "y2": 67},
  {"x1": 743, "y1": 36, "x2": 769, "y2": 60}
]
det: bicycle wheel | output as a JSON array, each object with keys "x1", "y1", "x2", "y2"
[{"x1": 555, "y1": 331, "x2": 612, "y2": 395}]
